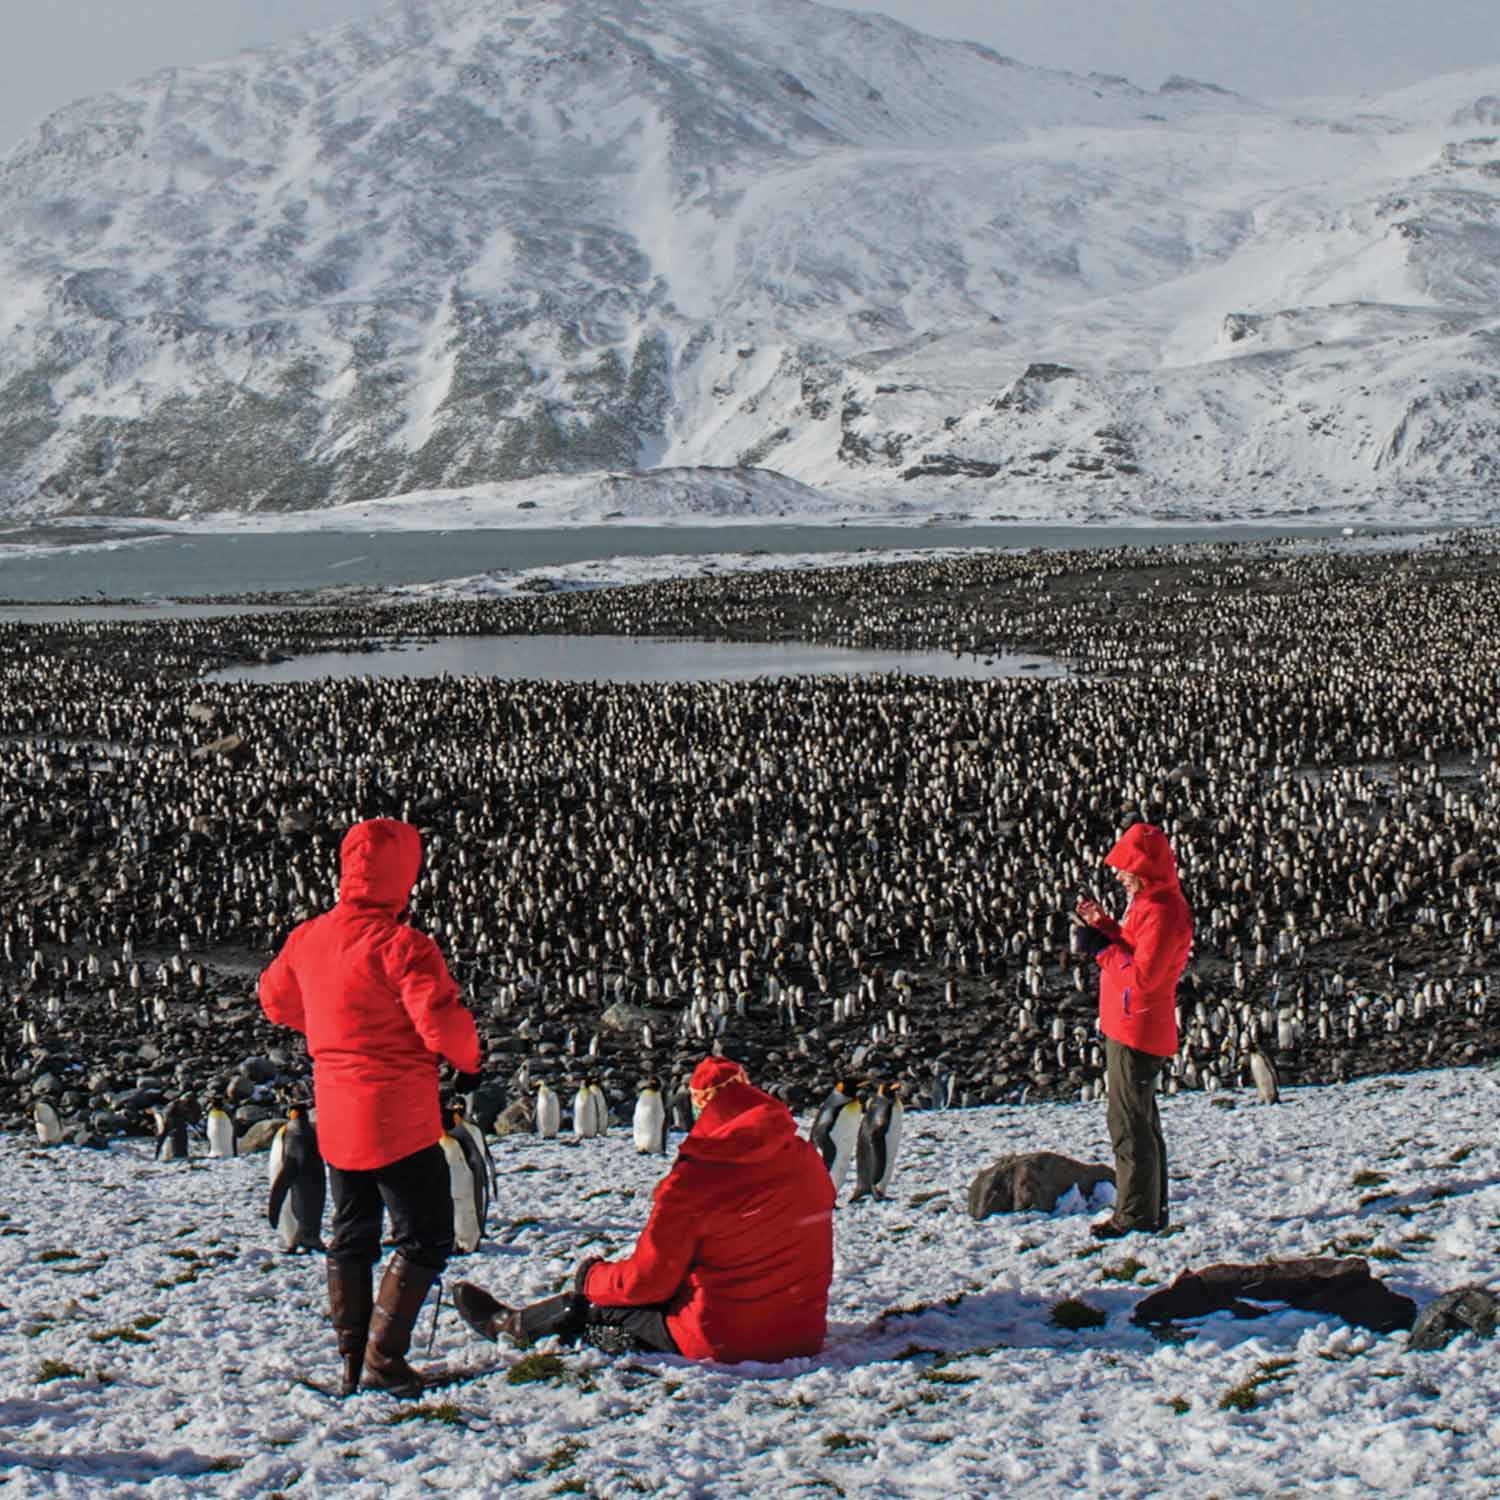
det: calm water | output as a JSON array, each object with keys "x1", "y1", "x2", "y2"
[
  {"x1": 209, "y1": 635, "x2": 1067, "y2": 686},
  {"x1": 0, "y1": 521, "x2": 1389, "y2": 603}
]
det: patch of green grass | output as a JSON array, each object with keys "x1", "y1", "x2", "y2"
[
  {"x1": 1351, "y1": 1170, "x2": 1389, "y2": 1189},
  {"x1": 1219, "y1": 1357, "x2": 1295, "y2": 1412},
  {"x1": 34, "y1": 1359, "x2": 85, "y2": 1383},
  {"x1": 384, "y1": 1402, "x2": 464, "y2": 1427},
  {"x1": 1050, "y1": 1298, "x2": 1107, "y2": 1331},
  {"x1": 1364, "y1": 1246, "x2": 1405, "y2": 1262},
  {"x1": 822, "y1": 1432, "x2": 872, "y2": 1452},
  {"x1": 37, "y1": 1249, "x2": 78, "y2": 1264},
  {"x1": 1100, "y1": 1256, "x2": 1147, "y2": 1282},
  {"x1": 507, "y1": 1352, "x2": 567, "y2": 1386},
  {"x1": 922, "y1": 1369, "x2": 978, "y2": 1386},
  {"x1": 542, "y1": 1438, "x2": 586, "y2": 1473}
]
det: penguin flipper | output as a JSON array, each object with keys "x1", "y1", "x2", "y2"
[
  {"x1": 453, "y1": 1129, "x2": 488, "y2": 1235},
  {"x1": 268, "y1": 1164, "x2": 296, "y2": 1230}
]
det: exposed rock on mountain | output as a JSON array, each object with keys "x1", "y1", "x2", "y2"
[{"x1": 1, "y1": 0, "x2": 1498, "y2": 519}]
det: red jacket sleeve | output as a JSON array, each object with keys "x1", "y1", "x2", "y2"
[
  {"x1": 259, "y1": 936, "x2": 306, "y2": 1033},
  {"x1": 585, "y1": 1166, "x2": 701, "y2": 1308},
  {"x1": 390, "y1": 929, "x2": 481, "y2": 1072}
]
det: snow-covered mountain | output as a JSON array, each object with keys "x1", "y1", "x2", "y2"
[{"x1": 2, "y1": 0, "x2": 1499, "y2": 520}]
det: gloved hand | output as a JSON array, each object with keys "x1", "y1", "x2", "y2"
[
  {"x1": 1075, "y1": 925, "x2": 1112, "y2": 958},
  {"x1": 452, "y1": 1071, "x2": 484, "y2": 1094},
  {"x1": 574, "y1": 1256, "x2": 605, "y2": 1298}
]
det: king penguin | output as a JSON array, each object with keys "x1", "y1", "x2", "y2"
[
  {"x1": 588, "y1": 1076, "x2": 609, "y2": 1136},
  {"x1": 1249, "y1": 1047, "x2": 1281, "y2": 1104},
  {"x1": 850, "y1": 1082, "x2": 905, "y2": 1202},
  {"x1": 440, "y1": 1111, "x2": 486, "y2": 1255},
  {"x1": 205, "y1": 1099, "x2": 237, "y2": 1159},
  {"x1": 573, "y1": 1078, "x2": 598, "y2": 1138},
  {"x1": 151, "y1": 1102, "x2": 190, "y2": 1162},
  {"x1": 452, "y1": 1103, "x2": 496, "y2": 1198},
  {"x1": 267, "y1": 1106, "x2": 326, "y2": 1253},
  {"x1": 535, "y1": 1080, "x2": 561, "y2": 1139},
  {"x1": 809, "y1": 1079, "x2": 863, "y2": 1193},
  {"x1": 33, "y1": 1100, "x2": 63, "y2": 1146},
  {"x1": 633, "y1": 1078, "x2": 668, "y2": 1155}
]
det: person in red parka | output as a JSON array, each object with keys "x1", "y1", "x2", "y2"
[
  {"x1": 1075, "y1": 821, "x2": 1193, "y2": 1239},
  {"x1": 259, "y1": 818, "x2": 482, "y2": 1395},
  {"x1": 452, "y1": 1057, "x2": 835, "y2": 1363}
]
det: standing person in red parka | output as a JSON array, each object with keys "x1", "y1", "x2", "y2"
[
  {"x1": 1075, "y1": 821, "x2": 1193, "y2": 1240},
  {"x1": 451, "y1": 1057, "x2": 835, "y2": 1363},
  {"x1": 259, "y1": 818, "x2": 482, "y2": 1395}
]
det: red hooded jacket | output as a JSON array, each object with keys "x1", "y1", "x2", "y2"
[
  {"x1": 258, "y1": 819, "x2": 481, "y2": 1171},
  {"x1": 1090, "y1": 823, "x2": 1192, "y2": 1057},
  {"x1": 584, "y1": 1070, "x2": 835, "y2": 1363}
]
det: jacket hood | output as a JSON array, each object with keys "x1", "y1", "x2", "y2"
[
  {"x1": 681, "y1": 1087, "x2": 799, "y2": 1168},
  {"x1": 1105, "y1": 822, "x2": 1180, "y2": 888},
  {"x1": 338, "y1": 818, "x2": 422, "y2": 911}
]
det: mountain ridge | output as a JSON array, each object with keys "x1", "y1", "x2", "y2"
[{"x1": 1, "y1": 0, "x2": 1498, "y2": 521}]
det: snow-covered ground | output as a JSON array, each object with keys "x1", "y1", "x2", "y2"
[{"x1": 3, "y1": 1066, "x2": 1497, "y2": 1498}]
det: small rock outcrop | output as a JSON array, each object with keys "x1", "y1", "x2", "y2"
[
  {"x1": 967, "y1": 1152, "x2": 1115, "y2": 1219},
  {"x1": 1408, "y1": 1286, "x2": 1500, "y2": 1351},
  {"x1": 1132, "y1": 1257, "x2": 1416, "y2": 1334}
]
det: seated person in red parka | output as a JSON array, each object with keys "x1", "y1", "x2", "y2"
[
  {"x1": 259, "y1": 817, "x2": 481, "y2": 1395},
  {"x1": 453, "y1": 1057, "x2": 835, "y2": 1362}
]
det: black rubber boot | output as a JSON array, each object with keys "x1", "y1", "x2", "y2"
[
  {"x1": 327, "y1": 1259, "x2": 374, "y2": 1397},
  {"x1": 363, "y1": 1252, "x2": 441, "y2": 1394}
]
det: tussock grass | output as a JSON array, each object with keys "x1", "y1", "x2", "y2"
[
  {"x1": 507, "y1": 1351, "x2": 567, "y2": 1386},
  {"x1": 1050, "y1": 1298, "x2": 1107, "y2": 1331}
]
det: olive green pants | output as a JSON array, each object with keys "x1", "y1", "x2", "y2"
[{"x1": 1105, "y1": 1038, "x2": 1168, "y2": 1229}]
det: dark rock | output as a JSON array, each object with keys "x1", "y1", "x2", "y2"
[
  {"x1": 241, "y1": 1057, "x2": 279, "y2": 1083},
  {"x1": 239, "y1": 1118, "x2": 283, "y2": 1153},
  {"x1": 1408, "y1": 1286, "x2": 1500, "y2": 1351},
  {"x1": 466, "y1": 1083, "x2": 508, "y2": 1134},
  {"x1": 968, "y1": 1151, "x2": 1115, "y2": 1219},
  {"x1": 1132, "y1": 1257, "x2": 1417, "y2": 1334},
  {"x1": 494, "y1": 1098, "x2": 534, "y2": 1136}
]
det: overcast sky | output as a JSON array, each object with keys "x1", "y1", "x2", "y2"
[{"x1": 4, "y1": 0, "x2": 1499, "y2": 152}]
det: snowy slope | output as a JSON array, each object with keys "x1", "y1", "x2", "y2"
[
  {"x1": 1, "y1": 0, "x2": 1499, "y2": 520},
  {"x1": 1, "y1": 1067, "x2": 1498, "y2": 1497}
]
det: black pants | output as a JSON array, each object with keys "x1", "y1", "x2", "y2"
[
  {"x1": 327, "y1": 1142, "x2": 454, "y2": 1274},
  {"x1": 1105, "y1": 1038, "x2": 1168, "y2": 1229},
  {"x1": 518, "y1": 1293, "x2": 679, "y2": 1356}
]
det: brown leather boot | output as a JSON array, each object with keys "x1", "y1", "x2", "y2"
[
  {"x1": 327, "y1": 1259, "x2": 374, "y2": 1397},
  {"x1": 452, "y1": 1282, "x2": 584, "y2": 1348},
  {"x1": 362, "y1": 1252, "x2": 441, "y2": 1394}
]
